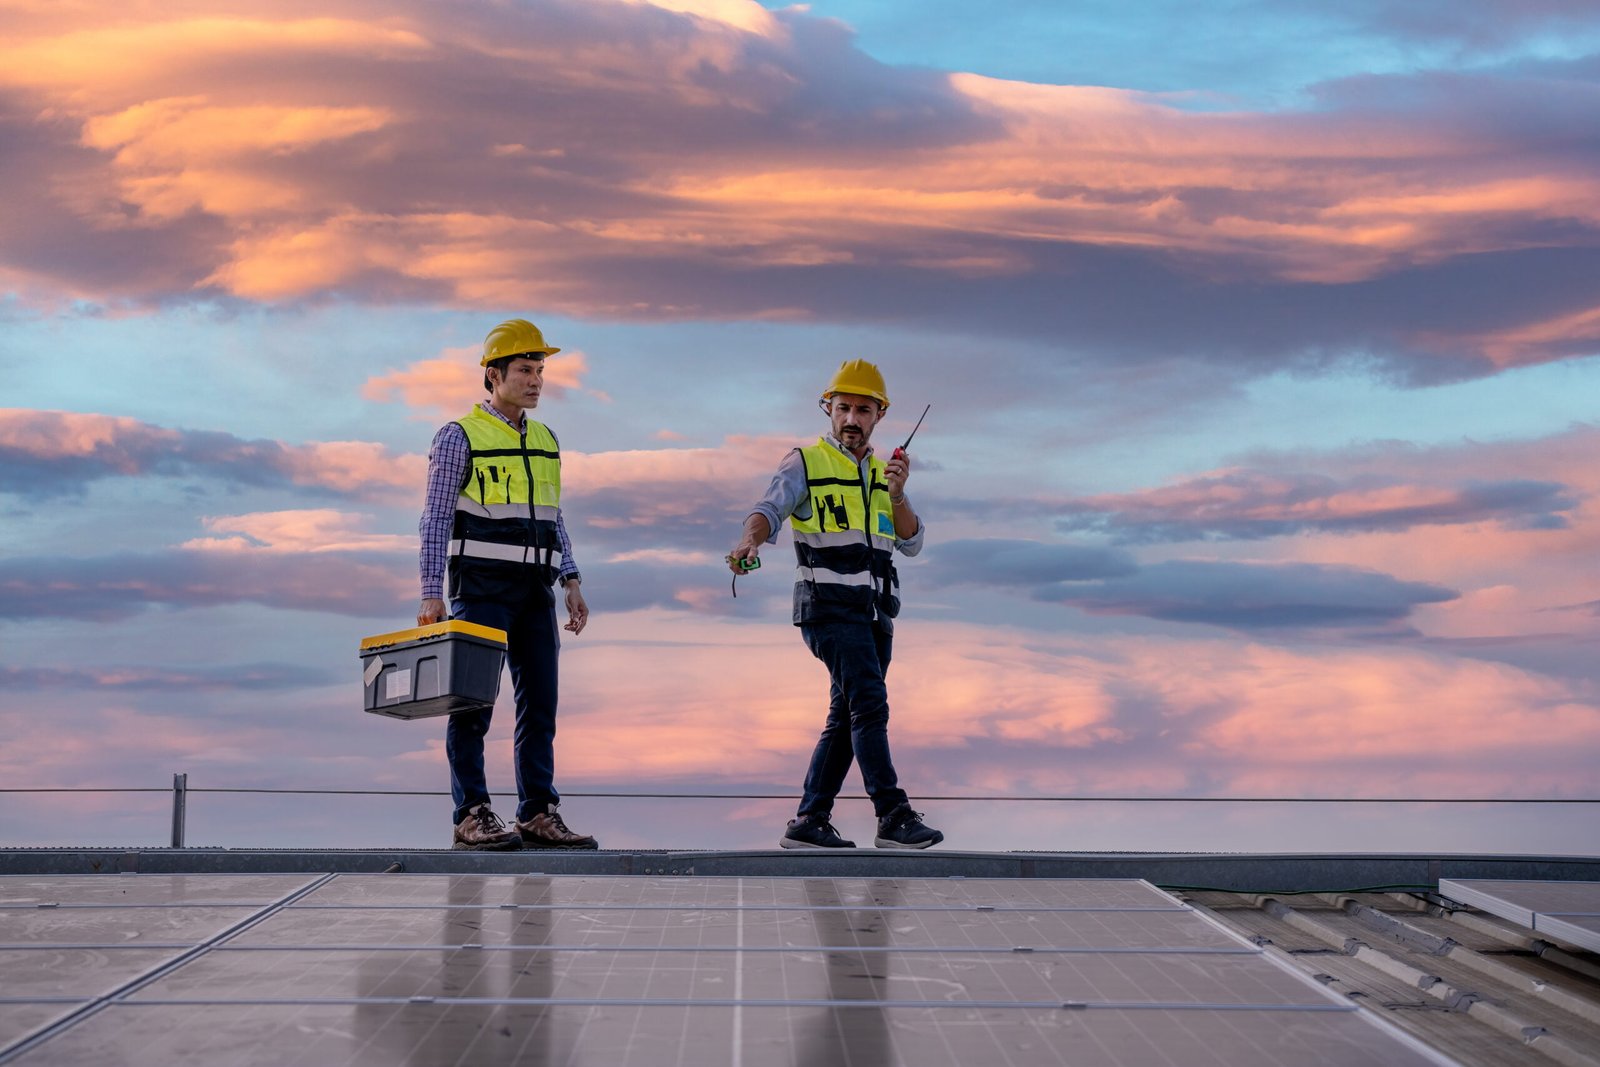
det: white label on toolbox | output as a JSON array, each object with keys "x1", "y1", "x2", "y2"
[
  {"x1": 363, "y1": 656, "x2": 384, "y2": 687},
  {"x1": 385, "y1": 668, "x2": 413, "y2": 700}
]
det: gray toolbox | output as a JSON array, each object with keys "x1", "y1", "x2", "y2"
[{"x1": 359, "y1": 620, "x2": 507, "y2": 719}]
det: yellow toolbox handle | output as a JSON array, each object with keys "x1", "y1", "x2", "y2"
[{"x1": 359, "y1": 619, "x2": 508, "y2": 651}]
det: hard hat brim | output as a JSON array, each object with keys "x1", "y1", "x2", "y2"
[
  {"x1": 821, "y1": 389, "x2": 889, "y2": 409},
  {"x1": 480, "y1": 346, "x2": 561, "y2": 366}
]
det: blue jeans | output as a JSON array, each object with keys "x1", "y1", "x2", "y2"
[
  {"x1": 797, "y1": 621, "x2": 910, "y2": 819},
  {"x1": 446, "y1": 587, "x2": 560, "y2": 824}
]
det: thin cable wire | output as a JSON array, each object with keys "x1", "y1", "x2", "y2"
[{"x1": 3, "y1": 787, "x2": 1597, "y2": 803}]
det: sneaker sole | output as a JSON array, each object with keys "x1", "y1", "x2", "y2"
[
  {"x1": 873, "y1": 834, "x2": 943, "y2": 850},
  {"x1": 451, "y1": 839, "x2": 523, "y2": 851},
  {"x1": 521, "y1": 840, "x2": 600, "y2": 850},
  {"x1": 779, "y1": 838, "x2": 855, "y2": 849}
]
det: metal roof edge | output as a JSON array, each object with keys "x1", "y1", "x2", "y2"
[{"x1": 3, "y1": 848, "x2": 1598, "y2": 888}]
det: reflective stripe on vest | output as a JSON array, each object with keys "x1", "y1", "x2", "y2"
[
  {"x1": 450, "y1": 538, "x2": 546, "y2": 564},
  {"x1": 795, "y1": 564, "x2": 876, "y2": 588}
]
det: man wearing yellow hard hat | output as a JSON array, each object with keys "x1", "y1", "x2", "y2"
[
  {"x1": 728, "y1": 360, "x2": 944, "y2": 849},
  {"x1": 417, "y1": 318, "x2": 598, "y2": 851}
]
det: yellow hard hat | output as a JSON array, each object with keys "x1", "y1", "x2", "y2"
[
  {"x1": 481, "y1": 318, "x2": 561, "y2": 366},
  {"x1": 821, "y1": 359, "x2": 889, "y2": 409}
]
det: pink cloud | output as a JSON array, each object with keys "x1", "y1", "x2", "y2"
[
  {"x1": 276, "y1": 440, "x2": 422, "y2": 495},
  {"x1": 1059, "y1": 467, "x2": 1577, "y2": 541},
  {"x1": 4, "y1": 611, "x2": 1595, "y2": 849},
  {"x1": 181, "y1": 509, "x2": 412, "y2": 553},
  {"x1": 1053, "y1": 426, "x2": 1600, "y2": 637},
  {"x1": 0, "y1": 407, "x2": 178, "y2": 463},
  {"x1": 564, "y1": 434, "x2": 794, "y2": 491},
  {"x1": 0, "y1": 408, "x2": 420, "y2": 499},
  {"x1": 546, "y1": 616, "x2": 1600, "y2": 798}
]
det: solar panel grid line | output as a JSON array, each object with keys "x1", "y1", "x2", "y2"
[
  {"x1": 730, "y1": 877, "x2": 746, "y2": 1067},
  {"x1": 0, "y1": 903, "x2": 267, "y2": 910},
  {"x1": 110, "y1": 995, "x2": 1361, "y2": 1011},
  {"x1": 206, "y1": 943, "x2": 1260, "y2": 955},
  {"x1": 280, "y1": 903, "x2": 1192, "y2": 912}
]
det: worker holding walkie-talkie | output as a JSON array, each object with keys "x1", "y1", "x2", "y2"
[{"x1": 728, "y1": 360, "x2": 943, "y2": 850}]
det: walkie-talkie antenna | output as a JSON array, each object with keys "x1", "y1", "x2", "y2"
[{"x1": 897, "y1": 404, "x2": 931, "y2": 455}]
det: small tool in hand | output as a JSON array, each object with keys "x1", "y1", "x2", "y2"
[
  {"x1": 893, "y1": 403, "x2": 931, "y2": 462},
  {"x1": 726, "y1": 554, "x2": 760, "y2": 597}
]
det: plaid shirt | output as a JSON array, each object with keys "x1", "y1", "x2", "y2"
[{"x1": 419, "y1": 402, "x2": 579, "y2": 600}]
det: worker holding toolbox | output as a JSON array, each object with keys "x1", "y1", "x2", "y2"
[
  {"x1": 416, "y1": 318, "x2": 598, "y2": 851},
  {"x1": 727, "y1": 360, "x2": 944, "y2": 851}
]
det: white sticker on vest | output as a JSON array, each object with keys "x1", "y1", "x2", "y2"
[{"x1": 385, "y1": 668, "x2": 413, "y2": 700}]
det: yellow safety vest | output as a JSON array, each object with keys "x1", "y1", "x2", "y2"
[
  {"x1": 789, "y1": 438, "x2": 900, "y2": 624},
  {"x1": 449, "y1": 405, "x2": 562, "y2": 595}
]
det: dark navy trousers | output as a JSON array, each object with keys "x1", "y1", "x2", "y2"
[
  {"x1": 797, "y1": 620, "x2": 910, "y2": 819},
  {"x1": 446, "y1": 587, "x2": 560, "y2": 824}
]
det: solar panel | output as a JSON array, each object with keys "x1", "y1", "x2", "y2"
[
  {"x1": 0, "y1": 873, "x2": 1458, "y2": 1066},
  {"x1": 1439, "y1": 878, "x2": 1600, "y2": 952}
]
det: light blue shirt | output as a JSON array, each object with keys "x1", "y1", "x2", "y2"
[{"x1": 750, "y1": 433, "x2": 926, "y2": 555}]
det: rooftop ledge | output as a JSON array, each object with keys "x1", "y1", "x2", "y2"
[{"x1": 4, "y1": 848, "x2": 1598, "y2": 890}]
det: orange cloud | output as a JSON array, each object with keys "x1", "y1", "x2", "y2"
[
  {"x1": 1, "y1": 2, "x2": 1596, "y2": 375},
  {"x1": 0, "y1": 16, "x2": 430, "y2": 96},
  {"x1": 362, "y1": 347, "x2": 592, "y2": 418},
  {"x1": 621, "y1": 0, "x2": 780, "y2": 36},
  {"x1": 76, "y1": 97, "x2": 392, "y2": 221}
]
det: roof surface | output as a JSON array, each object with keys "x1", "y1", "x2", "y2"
[{"x1": 2, "y1": 851, "x2": 1598, "y2": 1066}]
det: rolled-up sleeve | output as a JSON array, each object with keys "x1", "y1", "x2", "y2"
[
  {"x1": 894, "y1": 512, "x2": 926, "y2": 556},
  {"x1": 750, "y1": 449, "x2": 809, "y2": 543}
]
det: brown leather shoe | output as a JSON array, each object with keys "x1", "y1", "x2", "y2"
[
  {"x1": 517, "y1": 806, "x2": 599, "y2": 850},
  {"x1": 452, "y1": 805, "x2": 522, "y2": 851}
]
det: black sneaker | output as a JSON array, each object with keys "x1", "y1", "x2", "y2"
[
  {"x1": 875, "y1": 807, "x2": 942, "y2": 850},
  {"x1": 780, "y1": 814, "x2": 856, "y2": 849}
]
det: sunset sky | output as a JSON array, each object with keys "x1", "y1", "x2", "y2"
[{"x1": 3, "y1": 0, "x2": 1598, "y2": 854}]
